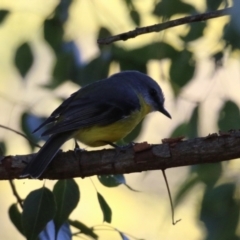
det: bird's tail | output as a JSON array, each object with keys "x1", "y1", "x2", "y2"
[{"x1": 20, "y1": 132, "x2": 72, "y2": 178}]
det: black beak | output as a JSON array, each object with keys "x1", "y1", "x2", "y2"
[{"x1": 160, "y1": 107, "x2": 171, "y2": 119}]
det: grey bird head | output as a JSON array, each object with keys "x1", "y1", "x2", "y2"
[{"x1": 118, "y1": 71, "x2": 171, "y2": 119}]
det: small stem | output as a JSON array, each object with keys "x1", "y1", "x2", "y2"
[
  {"x1": 0, "y1": 124, "x2": 41, "y2": 148},
  {"x1": 9, "y1": 179, "x2": 23, "y2": 209},
  {"x1": 162, "y1": 169, "x2": 181, "y2": 225}
]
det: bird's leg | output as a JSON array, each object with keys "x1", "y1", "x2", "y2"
[
  {"x1": 73, "y1": 139, "x2": 85, "y2": 178},
  {"x1": 105, "y1": 141, "x2": 135, "y2": 152},
  {"x1": 102, "y1": 141, "x2": 135, "y2": 174}
]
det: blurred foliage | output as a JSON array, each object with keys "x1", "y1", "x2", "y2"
[
  {"x1": 153, "y1": 0, "x2": 196, "y2": 18},
  {"x1": 0, "y1": 10, "x2": 9, "y2": 24},
  {"x1": 2, "y1": 0, "x2": 240, "y2": 239},
  {"x1": 14, "y1": 42, "x2": 34, "y2": 78},
  {"x1": 0, "y1": 141, "x2": 6, "y2": 155},
  {"x1": 200, "y1": 183, "x2": 240, "y2": 240},
  {"x1": 218, "y1": 101, "x2": 240, "y2": 130}
]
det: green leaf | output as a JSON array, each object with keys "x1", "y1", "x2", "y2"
[
  {"x1": 98, "y1": 27, "x2": 112, "y2": 40},
  {"x1": 56, "y1": 221, "x2": 71, "y2": 240},
  {"x1": 113, "y1": 43, "x2": 177, "y2": 67},
  {"x1": 50, "y1": 52, "x2": 75, "y2": 87},
  {"x1": 21, "y1": 112, "x2": 43, "y2": 150},
  {"x1": 119, "y1": 231, "x2": 130, "y2": 240},
  {"x1": 170, "y1": 123, "x2": 188, "y2": 138},
  {"x1": 68, "y1": 219, "x2": 98, "y2": 239},
  {"x1": 8, "y1": 203, "x2": 24, "y2": 236},
  {"x1": 218, "y1": 101, "x2": 240, "y2": 131},
  {"x1": 44, "y1": 18, "x2": 64, "y2": 54},
  {"x1": 187, "y1": 105, "x2": 199, "y2": 138},
  {"x1": 77, "y1": 54, "x2": 111, "y2": 86},
  {"x1": 0, "y1": 141, "x2": 6, "y2": 155},
  {"x1": 192, "y1": 163, "x2": 222, "y2": 187},
  {"x1": 0, "y1": 10, "x2": 9, "y2": 24},
  {"x1": 174, "y1": 174, "x2": 199, "y2": 206},
  {"x1": 39, "y1": 220, "x2": 72, "y2": 240},
  {"x1": 170, "y1": 49, "x2": 195, "y2": 95},
  {"x1": 212, "y1": 51, "x2": 224, "y2": 69},
  {"x1": 223, "y1": 2, "x2": 240, "y2": 50},
  {"x1": 200, "y1": 183, "x2": 239, "y2": 240},
  {"x1": 113, "y1": 43, "x2": 178, "y2": 73},
  {"x1": 130, "y1": 10, "x2": 140, "y2": 26},
  {"x1": 153, "y1": 0, "x2": 196, "y2": 18},
  {"x1": 54, "y1": 0, "x2": 73, "y2": 23},
  {"x1": 181, "y1": 22, "x2": 206, "y2": 42},
  {"x1": 123, "y1": 120, "x2": 143, "y2": 143},
  {"x1": 53, "y1": 179, "x2": 80, "y2": 233},
  {"x1": 14, "y1": 42, "x2": 34, "y2": 78},
  {"x1": 22, "y1": 187, "x2": 56, "y2": 240},
  {"x1": 223, "y1": 21, "x2": 240, "y2": 50},
  {"x1": 206, "y1": 0, "x2": 224, "y2": 10},
  {"x1": 98, "y1": 175, "x2": 126, "y2": 187},
  {"x1": 171, "y1": 106, "x2": 199, "y2": 138},
  {"x1": 46, "y1": 41, "x2": 81, "y2": 89},
  {"x1": 97, "y1": 192, "x2": 112, "y2": 223}
]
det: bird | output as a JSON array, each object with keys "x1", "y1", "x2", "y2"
[{"x1": 21, "y1": 71, "x2": 171, "y2": 178}]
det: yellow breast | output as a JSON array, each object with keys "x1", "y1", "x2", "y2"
[{"x1": 74, "y1": 95, "x2": 152, "y2": 147}]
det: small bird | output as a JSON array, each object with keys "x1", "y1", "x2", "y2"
[{"x1": 21, "y1": 71, "x2": 171, "y2": 178}]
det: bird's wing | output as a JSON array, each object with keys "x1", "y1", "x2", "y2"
[{"x1": 41, "y1": 95, "x2": 138, "y2": 136}]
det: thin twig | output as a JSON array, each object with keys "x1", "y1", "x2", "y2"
[
  {"x1": 97, "y1": 7, "x2": 232, "y2": 44},
  {"x1": 0, "y1": 124, "x2": 41, "y2": 148},
  {"x1": 162, "y1": 170, "x2": 181, "y2": 225},
  {"x1": 9, "y1": 179, "x2": 23, "y2": 209}
]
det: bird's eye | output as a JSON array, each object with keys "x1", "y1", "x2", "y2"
[{"x1": 149, "y1": 88, "x2": 157, "y2": 96}]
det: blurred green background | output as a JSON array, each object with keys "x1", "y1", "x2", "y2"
[{"x1": 0, "y1": 0, "x2": 240, "y2": 239}]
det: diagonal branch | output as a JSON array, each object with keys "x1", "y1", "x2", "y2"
[
  {"x1": 97, "y1": 8, "x2": 232, "y2": 45},
  {"x1": 1, "y1": 130, "x2": 240, "y2": 180}
]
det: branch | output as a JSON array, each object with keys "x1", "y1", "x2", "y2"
[
  {"x1": 1, "y1": 130, "x2": 240, "y2": 180},
  {"x1": 0, "y1": 124, "x2": 41, "y2": 149},
  {"x1": 9, "y1": 180, "x2": 23, "y2": 208},
  {"x1": 97, "y1": 8, "x2": 232, "y2": 45}
]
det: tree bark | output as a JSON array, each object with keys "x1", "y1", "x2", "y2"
[{"x1": 1, "y1": 130, "x2": 240, "y2": 180}]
